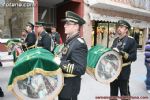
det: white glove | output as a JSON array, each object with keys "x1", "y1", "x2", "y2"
[
  {"x1": 53, "y1": 56, "x2": 61, "y2": 65},
  {"x1": 112, "y1": 48, "x2": 120, "y2": 53}
]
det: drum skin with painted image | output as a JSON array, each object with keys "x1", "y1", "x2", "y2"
[
  {"x1": 8, "y1": 48, "x2": 64, "y2": 100},
  {"x1": 86, "y1": 45, "x2": 122, "y2": 84}
]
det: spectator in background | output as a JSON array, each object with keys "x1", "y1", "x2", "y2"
[
  {"x1": 144, "y1": 36, "x2": 150, "y2": 94},
  {"x1": 50, "y1": 26, "x2": 62, "y2": 45}
]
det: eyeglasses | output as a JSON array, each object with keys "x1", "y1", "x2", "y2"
[
  {"x1": 36, "y1": 25, "x2": 43, "y2": 27},
  {"x1": 64, "y1": 22, "x2": 76, "y2": 26}
]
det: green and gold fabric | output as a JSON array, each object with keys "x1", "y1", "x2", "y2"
[
  {"x1": 87, "y1": 45, "x2": 111, "y2": 68},
  {"x1": 6, "y1": 38, "x2": 21, "y2": 44},
  {"x1": 6, "y1": 38, "x2": 21, "y2": 50},
  {"x1": 8, "y1": 48, "x2": 63, "y2": 100},
  {"x1": 86, "y1": 45, "x2": 122, "y2": 84},
  {"x1": 6, "y1": 38, "x2": 23, "y2": 62}
]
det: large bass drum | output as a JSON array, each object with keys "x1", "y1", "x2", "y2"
[
  {"x1": 86, "y1": 45, "x2": 122, "y2": 84},
  {"x1": 8, "y1": 48, "x2": 64, "y2": 100}
]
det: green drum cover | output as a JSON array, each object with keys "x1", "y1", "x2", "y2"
[
  {"x1": 87, "y1": 45, "x2": 122, "y2": 84},
  {"x1": 8, "y1": 48, "x2": 59, "y2": 87},
  {"x1": 87, "y1": 45, "x2": 111, "y2": 68},
  {"x1": 6, "y1": 38, "x2": 21, "y2": 46},
  {"x1": 8, "y1": 48, "x2": 64, "y2": 100}
]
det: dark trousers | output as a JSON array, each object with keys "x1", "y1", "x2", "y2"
[
  {"x1": 145, "y1": 62, "x2": 150, "y2": 90},
  {"x1": 58, "y1": 95, "x2": 77, "y2": 100},
  {"x1": 0, "y1": 61, "x2": 2, "y2": 66},
  {"x1": 110, "y1": 79, "x2": 130, "y2": 96},
  {"x1": 0, "y1": 87, "x2": 4, "y2": 97}
]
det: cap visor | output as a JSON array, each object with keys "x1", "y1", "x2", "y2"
[{"x1": 61, "y1": 18, "x2": 68, "y2": 22}]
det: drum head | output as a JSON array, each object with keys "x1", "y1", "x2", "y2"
[
  {"x1": 95, "y1": 50, "x2": 122, "y2": 84},
  {"x1": 12, "y1": 73, "x2": 63, "y2": 100}
]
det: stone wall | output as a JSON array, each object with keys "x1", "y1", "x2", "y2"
[{"x1": 0, "y1": 0, "x2": 34, "y2": 38}]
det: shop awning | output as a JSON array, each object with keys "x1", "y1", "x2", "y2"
[
  {"x1": 89, "y1": 13, "x2": 150, "y2": 28},
  {"x1": 87, "y1": 0, "x2": 150, "y2": 17}
]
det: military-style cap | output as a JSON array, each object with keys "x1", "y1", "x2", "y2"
[
  {"x1": 117, "y1": 20, "x2": 131, "y2": 30},
  {"x1": 23, "y1": 29, "x2": 28, "y2": 33},
  {"x1": 35, "y1": 21, "x2": 46, "y2": 27},
  {"x1": 26, "y1": 22, "x2": 34, "y2": 29},
  {"x1": 62, "y1": 11, "x2": 86, "y2": 25}
]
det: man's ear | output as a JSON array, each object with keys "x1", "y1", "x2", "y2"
[{"x1": 125, "y1": 28, "x2": 128, "y2": 33}]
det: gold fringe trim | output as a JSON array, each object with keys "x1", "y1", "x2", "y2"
[
  {"x1": 12, "y1": 89, "x2": 23, "y2": 100},
  {"x1": 11, "y1": 72, "x2": 64, "y2": 100},
  {"x1": 8, "y1": 68, "x2": 62, "y2": 91}
]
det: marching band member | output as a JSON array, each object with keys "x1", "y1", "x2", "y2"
[
  {"x1": 35, "y1": 21, "x2": 52, "y2": 52},
  {"x1": 22, "y1": 22, "x2": 36, "y2": 51},
  {"x1": 54, "y1": 11, "x2": 88, "y2": 100},
  {"x1": 111, "y1": 20, "x2": 137, "y2": 98}
]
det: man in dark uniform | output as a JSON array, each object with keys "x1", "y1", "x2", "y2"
[
  {"x1": 50, "y1": 26, "x2": 60, "y2": 45},
  {"x1": 54, "y1": 11, "x2": 88, "y2": 100},
  {"x1": 22, "y1": 22, "x2": 36, "y2": 51},
  {"x1": 110, "y1": 20, "x2": 137, "y2": 99},
  {"x1": 35, "y1": 21, "x2": 52, "y2": 51}
]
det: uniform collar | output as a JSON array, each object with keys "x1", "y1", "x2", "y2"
[
  {"x1": 66, "y1": 33, "x2": 79, "y2": 44},
  {"x1": 118, "y1": 35, "x2": 127, "y2": 41}
]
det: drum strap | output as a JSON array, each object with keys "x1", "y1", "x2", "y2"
[
  {"x1": 122, "y1": 61, "x2": 131, "y2": 67},
  {"x1": 27, "y1": 45, "x2": 35, "y2": 49},
  {"x1": 64, "y1": 73, "x2": 77, "y2": 77}
]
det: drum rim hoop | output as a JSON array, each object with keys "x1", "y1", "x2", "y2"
[{"x1": 95, "y1": 50, "x2": 122, "y2": 84}]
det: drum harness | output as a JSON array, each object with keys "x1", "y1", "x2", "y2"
[
  {"x1": 115, "y1": 36, "x2": 131, "y2": 68},
  {"x1": 55, "y1": 35, "x2": 81, "y2": 78}
]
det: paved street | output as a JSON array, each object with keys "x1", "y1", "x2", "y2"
[{"x1": 0, "y1": 51, "x2": 150, "y2": 100}]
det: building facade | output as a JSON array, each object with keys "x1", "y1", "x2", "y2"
[
  {"x1": 83, "y1": 0, "x2": 150, "y2": 49},
  {"x1": 1, "y1": 0, "x2": 150, "y2": 50}
]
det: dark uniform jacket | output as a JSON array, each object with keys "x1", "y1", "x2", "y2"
[
  {"x1": 59, "y1": 33, "x2": 88, "y2": 99},
  {"x1": 25, "y1": 31, "x2": 36, "y2": 48},
  {"x1": 111, "y1": 35, "x2": 137, "y2": 80},
  {"x1": 51, "y1": 32, "x2": 60, "y2": 45},
  {"x1": 37, "y1": 31, "x2": 51, "y2": 51}
]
